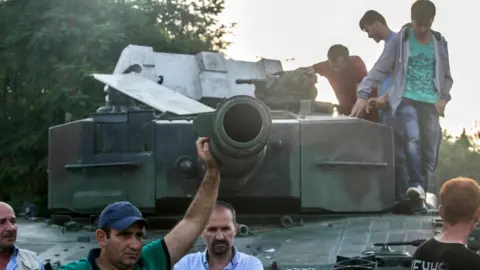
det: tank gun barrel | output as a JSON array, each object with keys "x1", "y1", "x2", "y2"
[
  {"x1": 193, "y1": 95, "x2": 272, "y2": 194},
  {"x1": 235, "y1": 78, "x2": 268, "y2": 85},
  {"x1": 373, "y1": 239, "x2": 426, "y2": 247},
  {"x1": 235, "y1": 79, "x2": 254, "y2": 84}
]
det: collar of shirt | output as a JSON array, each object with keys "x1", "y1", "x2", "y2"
[
  {"x1": 7, "y1": 245, "x2": 44, "y2": 270},
  {"x1": 385, "y1": 31, "x2": 395, "y2": 43},
  {"x1": 88, "y1": 248, "x2": 145, "y2": 270},
  {"x1": 201, "y1": 245, "x2": 240, "y2": 269},
  {"x1": 6, "y1": 246, "x2": 20, "y2": 267}
]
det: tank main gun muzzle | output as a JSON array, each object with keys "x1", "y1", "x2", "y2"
[{"x1": 193, "y1": 95, "x2": 273, "y2": 193}]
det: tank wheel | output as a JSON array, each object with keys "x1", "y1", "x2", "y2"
[
  {"x1": 238, "y1": 224, "x2": 249, "y2": 237},
  {"x1": 280, "y1": 215, "x2": 294, "y2": 228}
]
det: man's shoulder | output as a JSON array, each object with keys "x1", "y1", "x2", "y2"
[
  {"x1": 17, "y1": 248, "x2": 39, "y2": 258},
  {"x1": 173, "y1": 251, "x2": 204, "y2": 268},
  {"x1": 237, "y1": 251, "x2": 263, "y2": 265},
  {"x1": 413, "y1": 238, "x2": 436, "y2": 253},
  {"x1": 349, "y1": 55, "x2": 363, "y2": 61},
  {"x1": 16, "y1": 248, "x2": 43, "y2": 268},
  {"x1": 177, "y1": 251, "x2": 203, "y2": 261},
  {"x1": 349, "y1": 55, "x2": 366, "y2": 66},
  {"x1": 141, "y1": 238, "x2": 168, "y2": 257},
  {"x1": 58, "y1": 258, "x2": 91, "y2": 270}
]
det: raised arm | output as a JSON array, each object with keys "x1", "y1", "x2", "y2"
[{"x1": 164, "y1": 137, "x2": 220, "y2": 265}]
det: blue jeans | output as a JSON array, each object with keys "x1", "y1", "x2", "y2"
[
  {"x1": 379, "y1": 109, "x2": 409, "y2": 201},
  {"x1": 395, "y1": 98, "x2": 441, "y2": 192}
]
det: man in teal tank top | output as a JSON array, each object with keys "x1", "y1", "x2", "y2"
[
  {"x1": 403, "y1": 28, "x2": 438, "y2": 104},
  {"x1": 397, "y1": 1, "x2": 444, "y2": 202}
]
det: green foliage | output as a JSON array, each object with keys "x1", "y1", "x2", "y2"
[
  {"x1": 433, "y1": 129, "x2": 480, "y2": 193},
  {"x1": 0, "y1": 0, "x2": 231, "y2": 208}
]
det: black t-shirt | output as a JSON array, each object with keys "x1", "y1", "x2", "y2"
[{"x1": 411, "y1": 238, "x2": 480, "y2": 270}]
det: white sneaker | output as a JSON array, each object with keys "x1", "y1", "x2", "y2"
[{"x1": 406, "y1": 185, "x2": 426, "y2": 200}]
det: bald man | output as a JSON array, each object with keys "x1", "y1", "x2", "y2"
[{"x1": 0, "y1": 202, "x2": 44, "y2": 270}]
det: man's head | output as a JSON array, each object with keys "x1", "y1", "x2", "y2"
[
  {"x1": 0, "y1": 202, "x2": 16, "y2": 251},
  {"x1": 327, "y1": 44, "x2": 349, "y2": 72},
  {"x1": 359, "y1": 10, "x2": 388, "y2": 43},
  {"x1": 202, "y1": 201, "x2": 237, "y2": 257},
  {"x1": 411, "y1": 0, "x2": 436, "y2": 39},
  {"x1": 95, "y1": 201, "x2": 147, "y2": 268},
  {"x1": 439, "y1": 177, "x2": 480, "y2": 229}
]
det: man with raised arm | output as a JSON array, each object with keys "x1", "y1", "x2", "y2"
[
  {"x1": 350, "y1": 0, "x2": 453, "y2": 201},
  {"x1": 60, "y1": 137, "x2": 221, "y2": 270}
]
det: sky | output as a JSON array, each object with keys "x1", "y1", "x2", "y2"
[{"x1": 218, "y1": 0, "x2": 478, "y2": 136}]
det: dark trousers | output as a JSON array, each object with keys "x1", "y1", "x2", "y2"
[{"x1": 394, "y1": 98, "x2": 441, "y2": 192}]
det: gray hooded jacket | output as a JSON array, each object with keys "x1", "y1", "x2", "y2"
[{"x1": 357, "y1": 24, "x2": 453, "y2": 114}]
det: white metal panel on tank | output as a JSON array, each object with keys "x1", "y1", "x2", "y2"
[
  {"x1": 109, "y1": 44, "x2": 284, "y2": 100},
  {"x1": 92, "y1": 73, "x2": 214, "y2": 115}
]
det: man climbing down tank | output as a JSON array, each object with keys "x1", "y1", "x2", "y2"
[
  {"x1": 358, "y1": 10, "x2": 397, "y2": 126},
  {"x1": 351, "y1": 0, "x2": 453, "y2": 202},
  {"x1": 358, "y1": 10, "x2": 410, "y2": 202},
  {"x1": 302, "y1": 44, "x2": 379, "y2": 122}
]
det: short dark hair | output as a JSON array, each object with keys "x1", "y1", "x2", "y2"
[
  {"x1": 411, "y1": 0, "x2": 436, "y2": 23},
  {"x1": 327, "y1": 45, "x2": 349, "y2": 61},
  {"x1": 359, "y1": 10, "x2": 387, "y2": 30},
  {"x1": 215, "y1": 200, "x2": 236, "y2": 223}
]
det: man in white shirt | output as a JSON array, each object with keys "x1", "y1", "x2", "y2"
[{"x1": 174, "y1": 201, "x2": 263, "y2": 270}]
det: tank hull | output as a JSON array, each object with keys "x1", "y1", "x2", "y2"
[{"x1": 48, "y1": 109, "x2": 395, "y2": 215}]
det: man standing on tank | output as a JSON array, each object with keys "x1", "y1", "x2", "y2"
[
  {"x1": 59, "y1": 137, "x2": 223, "y2": 270},
  {"x1": 303, "y1": 44, "x2": 379, "y2": 122},
  {"x1": 358, "y1": 10, "x2": 397, "y2": 125},
  {"x1": 358, "y1": 10, "x2": 409, "y2": 201},
  {"x1": 351, "y1": 0, "x2": 453, "y2": 202}
]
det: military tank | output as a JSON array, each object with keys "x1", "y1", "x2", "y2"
[{"x1": 20, "y1": 44, "x2": 476, "y2": 269}]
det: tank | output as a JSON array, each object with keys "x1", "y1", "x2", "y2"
[
  {"x1": 48, "y1": 45, "x2": 398, "y2": 215},
  {"x1": 39, "y1": 44, "x2": 470, "y2": 269}
]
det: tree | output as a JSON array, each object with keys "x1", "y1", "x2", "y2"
[
  {"x1": 434, "y1": 128, "x2": 480, "y2": 194},
  {"x1": 456, "y1": 128, "x2": 472, "y2": 149},
  {"x1": 0, "y1": 0, "x2": 231, "y2": 210}
]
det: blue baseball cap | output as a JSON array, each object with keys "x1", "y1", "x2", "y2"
[{"x1": 97, "y1": 201, "x2": 146, "y2": 231}]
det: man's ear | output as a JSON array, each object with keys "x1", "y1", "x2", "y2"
[
  {"x1": 439, "y1": 205, "x2": 445, "y2": 220},
  {"x1": 96, "y1": 229, "x2": 108, "y2": 247},
  {"x1": 475, "y1": 209, "x2": 480, "y2": 223},
  {"x1": 233, "y1": 223, "x2": 238, "y2": 237}
]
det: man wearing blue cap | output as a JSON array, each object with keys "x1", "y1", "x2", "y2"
[{"x1": 60, "y1": 137, "x2": 221, "y2": 270}]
